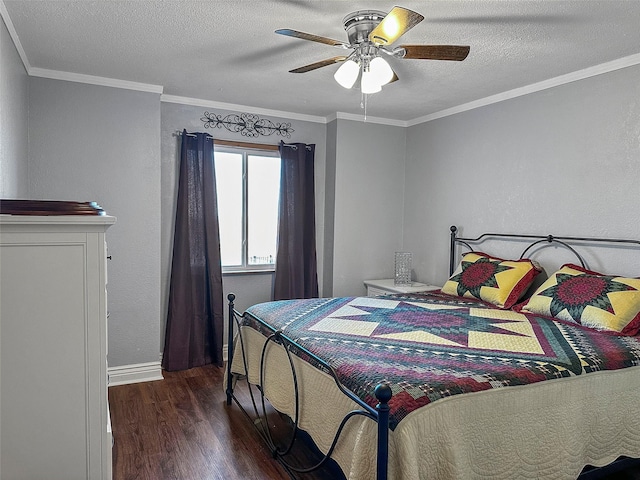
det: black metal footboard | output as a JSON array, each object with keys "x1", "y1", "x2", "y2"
[{"x1": 225, "y1": 293, "x2": 392, "y2": 480}]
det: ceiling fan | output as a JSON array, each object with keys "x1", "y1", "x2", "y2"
[{"x1": 275, "y1": 6, "x2": 470, "y2": 94}]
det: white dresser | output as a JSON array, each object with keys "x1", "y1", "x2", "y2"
[
  {"x1": 0, "y1": 212, "x2": 115, "y2": 479},
  {"x1": 364, "y1": 279, "x2": 439, "y2": 296}
]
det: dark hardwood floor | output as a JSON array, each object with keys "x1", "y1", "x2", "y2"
[
  {"x1": 109, "y1": 364, "x2": 341, "y2": 480},
  {"x1": 109, "y1": 364, "x2": 640, "y2": 480}
]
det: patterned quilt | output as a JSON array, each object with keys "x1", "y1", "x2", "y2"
[{"x1": 242, "y1": 291, "x2": 640, "y2": 430}]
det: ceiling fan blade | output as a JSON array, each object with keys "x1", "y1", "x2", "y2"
[
  {"x1": 275, "y1": 29, "x2": 348, "y2": 47},
  {"x1": 368, "y1": 6, "x2": 424, "y2": 46},
  {"x1": 400, "y1": 45, "x2": 470, "y2": 61},
  {"x1": 289, "y1": 56, "x2": 347, "y2": 73}
]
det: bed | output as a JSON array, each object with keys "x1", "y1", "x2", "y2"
[{"x1": 225, "y1": 227, "x2": 640, "y2": 479}]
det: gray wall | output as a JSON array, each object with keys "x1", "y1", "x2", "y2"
[
  {"x1": 28, "y1": 78, "x2": 162, "y2": 367},
  {"x1": 404, "y1": 64, "x2": 640, "y2": 285},
  {"x1": 331, "y1": 119, "x2": 407, "y2": 297},
  {"x1": 160, "y1": 101, "x2": 327, "y2": 346},
  {"x1": 0, "y1": 16, "x2": 28, "y2": 198},
  {"x1": 322, "y1": 119, "x2": 338, "y2": 296}
]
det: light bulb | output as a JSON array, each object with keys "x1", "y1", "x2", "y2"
[
  {"x1": 334, "y1": 59, "x2": 360, "y2": 89},
  {"x1": 361, "y1": 69, "x2": 382, "y2": 94},
  {"x1": 369, "y1": 56, "x2": 394, "y2": 86},
  {"x1": 382, "y1": 16, "x2": 400, "y2": 41}
]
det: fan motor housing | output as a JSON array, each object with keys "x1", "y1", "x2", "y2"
[{"x1": 342, "y1": 10, "x2": 385, "y2": 45}]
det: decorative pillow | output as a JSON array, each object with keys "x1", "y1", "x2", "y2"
[
  {"x1": 441, "y1": 252, "x2": 542, "y2": 309},
  {"x1": 516, "y1": 264, "x2": 640, "y2": 335}
]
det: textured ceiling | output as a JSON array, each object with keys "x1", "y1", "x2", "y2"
[{"x1": 4, "y1": 0, "x2": 640, "y2": 122}]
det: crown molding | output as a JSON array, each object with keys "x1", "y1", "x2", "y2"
[
  {"x1": 1, "y1": 1, "x2": 164, "y2": 95},
  {"x1": 0, "y1": 0, "x2": 31, "y2": 73},
  {"x1": 329, "y1": 111, "x2": 408, "y2": 127},
  {"x1": 408, "y1": 52, "x2": 640, "y2": 126},
  {"x1": 21, "y1": 51, "x2": 640, "y2": 127},
  {"x1": 29, "y1": 67, "x2": 163, "y2": 94},
  {"x1": 161, "y1": 94, "x2": 327, "y2": 124}
]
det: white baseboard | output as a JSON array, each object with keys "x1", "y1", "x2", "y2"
[
  {"x1": 108, "y1": 348, "x2": 228, "y2": 387},
  {"x1": 108, "y1": 361, "x2": 164, "y2": 387}
]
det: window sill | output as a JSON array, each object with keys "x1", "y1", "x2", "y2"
[{"x1": 222, "y1": 268, "x2": 275, "y2": 276}]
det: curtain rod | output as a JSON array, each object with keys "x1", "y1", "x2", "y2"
[{"x1": 174, "y1": 131, "x2": 309, "y2": 151}]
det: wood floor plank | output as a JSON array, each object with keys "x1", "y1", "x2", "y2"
[{"x1": 110, "y1": 365, "x2": 294, "y2": 480}]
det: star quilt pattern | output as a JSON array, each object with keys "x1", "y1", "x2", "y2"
[{"x1": 243, "y1": 291, "x2": 640, "y2": 430}]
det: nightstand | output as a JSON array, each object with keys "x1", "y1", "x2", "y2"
[{"x1": 364, "y1": 279, "x2": 439, "y2": 297}]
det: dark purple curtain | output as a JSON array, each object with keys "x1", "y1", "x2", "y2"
[
  {"x1": 273, "y1": 142, "x2": 319, "y2": 300},
  {"x1": 163, "y1": 130, "x2": 224, "y2": 371}
]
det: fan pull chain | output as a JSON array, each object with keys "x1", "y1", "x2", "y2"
[{"x1": 361, "y1": 92, "x2": 368, "y2": 122}]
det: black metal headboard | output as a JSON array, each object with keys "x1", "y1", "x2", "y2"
[{"x1": 449, "y1": 225, "x2": 640, "y2": 275}]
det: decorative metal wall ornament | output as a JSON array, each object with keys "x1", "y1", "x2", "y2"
[{"x1": 200, "y1": 111, "x2": 294, "y2": 138}]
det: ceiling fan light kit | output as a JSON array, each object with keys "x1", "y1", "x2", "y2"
[
  {"x1": 361, "y1": 68, "x2": 383, "y2": 94},
  {"x1": 369, "y1": 56, "x2": 394, "y2": 86},
  {"x1": 276, "y1": 5, "x2": 470, "y2": 97},
  {"x1": 334, "y1": 59, "x2": 360, "y2": 88},
  {"x1": 334, "y1": 55, "x2": 394, "y2": 92}
]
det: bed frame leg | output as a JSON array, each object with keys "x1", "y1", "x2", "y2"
[
  {"x1": 375, "y1": 383, "x2": 392, "y2": 480},
  {"x1": 225, "y1": 293, "x2": 236, "y2": 406}
]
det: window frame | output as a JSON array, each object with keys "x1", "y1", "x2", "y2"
[{"x1": 214, "y1": 142, "x2": 280, "y2": 274}]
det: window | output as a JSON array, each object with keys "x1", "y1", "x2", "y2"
[{"x1": 214, "y1": 144, "x2": 281, "y2": 272}]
